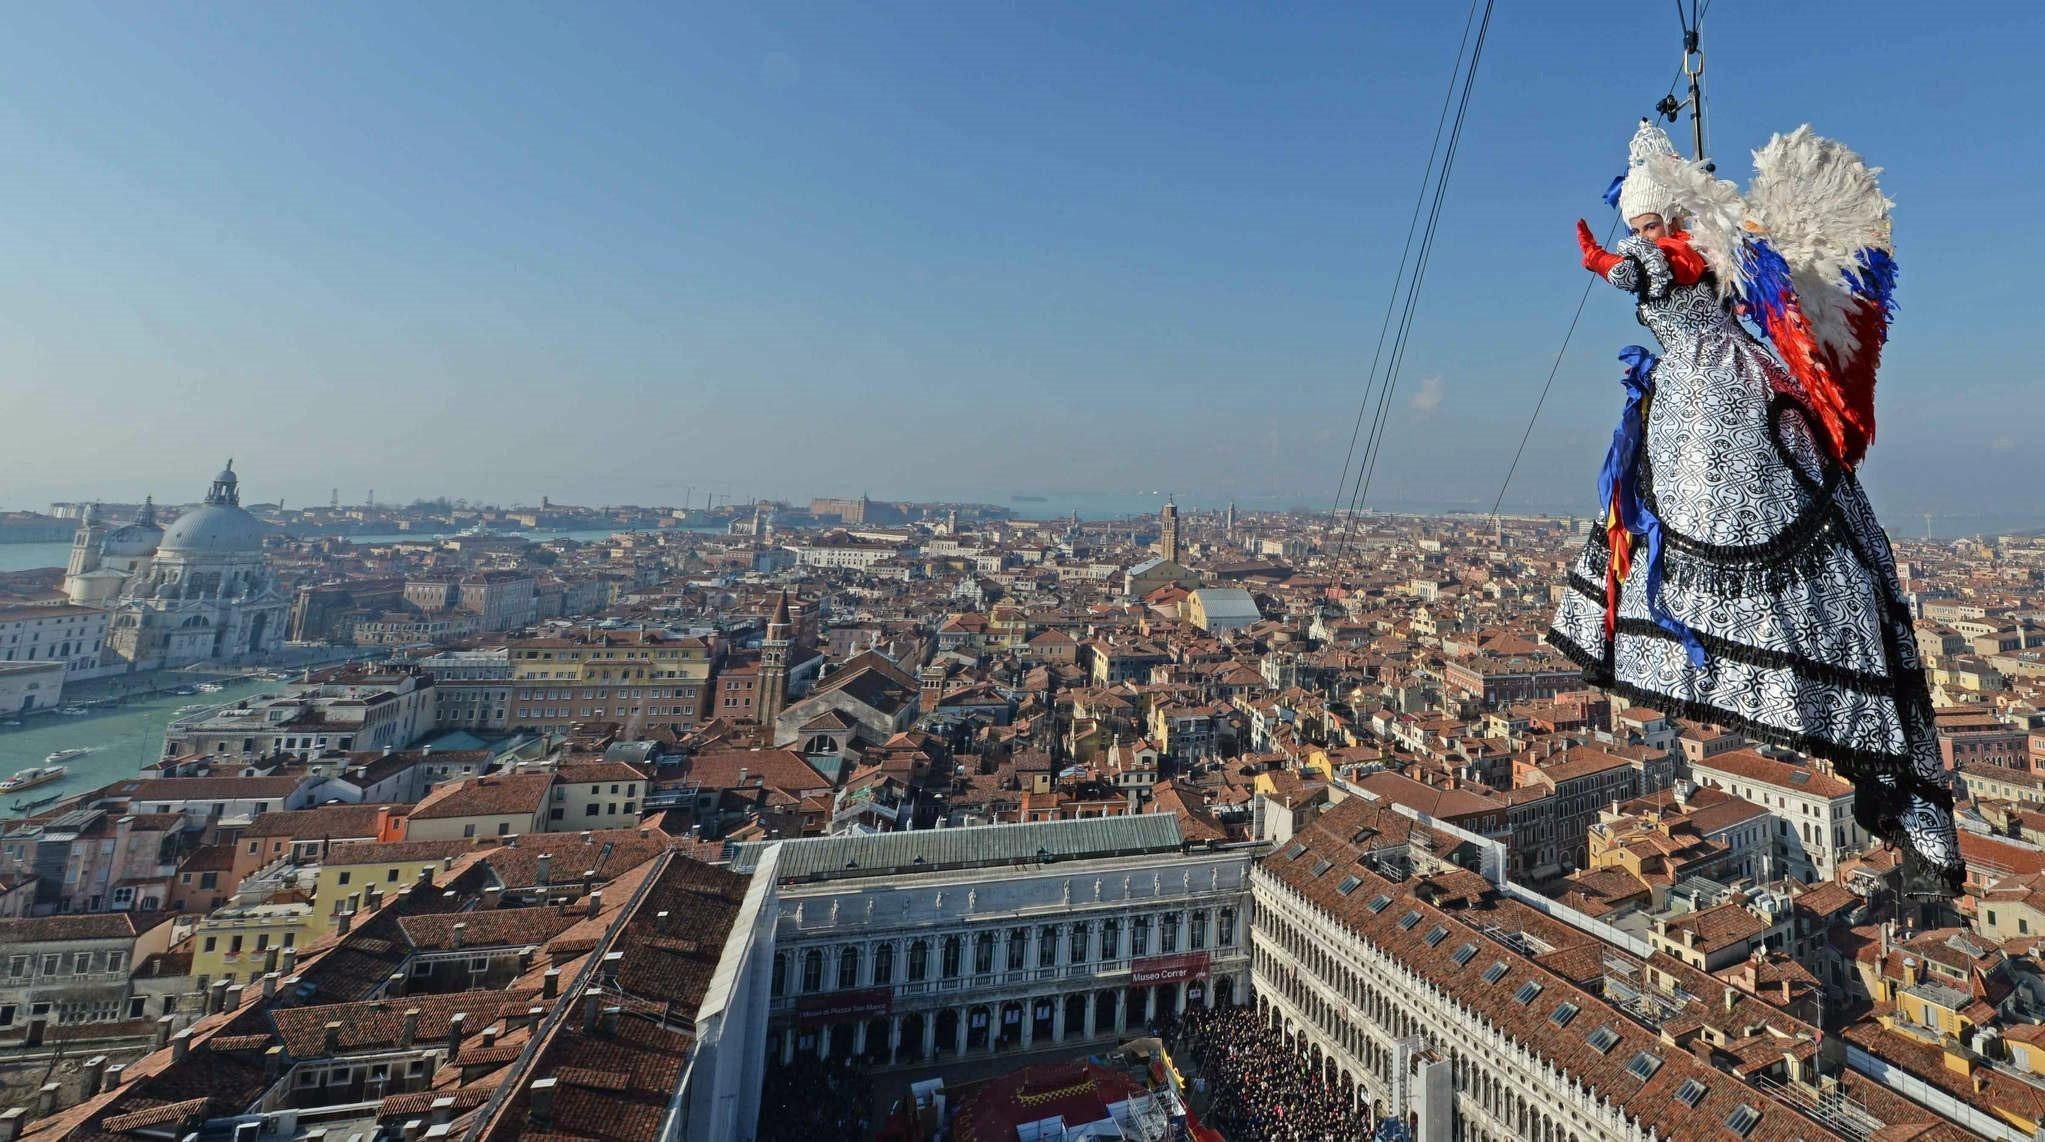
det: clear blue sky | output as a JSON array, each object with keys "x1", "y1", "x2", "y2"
[{"x1": 3, "y1": 3, "x2": 2039, "y2": 522}]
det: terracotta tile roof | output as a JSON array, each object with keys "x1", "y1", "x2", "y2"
[
  {"x1": 101, "y1": 1097, "x2": 213, "y2": 1133},
  {"x1": 244, "y1": 802, "x2": 401, "y2": 839},
  {"x1": 480, "y1": 829, "x2": 670, "y2": 891},
  {"x1": 272, "y1": 988, "x2": 540, "y2": 1058},
  {"x1": 328, "y1": 837, "x2": 500, "y2": 866},
  {"x1": 1693, "y1": 749, "x2": 1852, "y2": 798},
  {"x1": 411, "y1": 772, "x2": 556, "y2": 820},
  {"x1": 682, "y1": 748, "x2": 833, "y2": 794},
  {"x1": 1261, "y1": 806, "x2": 1838, "y2": 1141},
  {"x1": 1661, "y1": 902, "x2": 1769, "y2": 955},
  {"x1": 399, "y1": 905, "x2": 587, "y2": 953},
  {"x1": 378, "y1": 1084, "x2": 500, "y2": 1117}
]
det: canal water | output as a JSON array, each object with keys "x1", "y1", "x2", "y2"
[{"x1": 0, "y1": 677, "x2": 273, "y2": 810}]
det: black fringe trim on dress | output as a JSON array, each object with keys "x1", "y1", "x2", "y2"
[{"x1": 1546, "y1": 623, "x2": 1964, "y2": 896}]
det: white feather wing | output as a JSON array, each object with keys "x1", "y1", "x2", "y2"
[{"x1": 1743, "y1": 125, "x2": 1895, "y2": 355}]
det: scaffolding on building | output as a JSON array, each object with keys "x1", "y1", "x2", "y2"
[{"x1": 1753, "y1": 1075, "x2": 1884, "y2": 1141}]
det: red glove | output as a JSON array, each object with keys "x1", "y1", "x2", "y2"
[
  {"x1": 1577, "y1": 219, "x2": 1622, "y2": 275},
  {"x1": 1655, "y1": 232, "x2": 1707, "y2": 286}
]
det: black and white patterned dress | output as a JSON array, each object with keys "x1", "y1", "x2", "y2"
[{"x1": 1548, "y1": 233, "x2": 1963, "y2": 897}]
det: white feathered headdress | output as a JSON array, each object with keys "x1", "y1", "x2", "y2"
[{"x1": 1614, "y1": 119, "x2": 1747, "y2": 292}]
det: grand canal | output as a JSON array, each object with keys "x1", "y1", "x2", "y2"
[{"x1": 0, "y1": 677, "x2": 274, "y2": 811}]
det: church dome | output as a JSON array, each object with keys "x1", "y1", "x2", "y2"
[
  {"x1": 158, "y1": 462, "x2": 267, "y2": 556},
  {"x1": 159, "y1": 504, "x2": 267, "y2": 555},
  {"x1": 101, "y1": 498, "x2": 163, "y2": 557},
  {"x1": 101, "y1": 523, "x2": 163, "y2": 557}
]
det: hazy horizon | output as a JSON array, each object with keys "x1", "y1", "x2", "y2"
[{"x1": 5, "y1": 4, "x2": 2040, "y2": 520}]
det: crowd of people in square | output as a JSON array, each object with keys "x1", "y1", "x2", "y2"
[
  {"x1": 757, "y1": 1052, "x2": 873, "y2": 1142},
  {"x1": 1165, "y1": 1004, "x2": 1374, "y2": 1141}
]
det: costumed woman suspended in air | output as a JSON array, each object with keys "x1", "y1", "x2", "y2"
[{"x1": 1548, "y1": 119, "x2": 1963, "y2": 899}]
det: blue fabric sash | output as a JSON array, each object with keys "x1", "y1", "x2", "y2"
[{"x1": 1598, "y1": 345, "x2": 1707, "y2": 667}]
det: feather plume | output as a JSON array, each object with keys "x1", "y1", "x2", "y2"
[
  {"x1": 1739, "y1": 126, "x2": 1897, "y2": 468},
  {"x1": 1744, "y1": 126, "x2": 1894, "y2": 355}
]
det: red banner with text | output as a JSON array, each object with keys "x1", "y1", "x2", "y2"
[{"x1": 1130, "y1": 951, "x2": 1211, "y2": 986}]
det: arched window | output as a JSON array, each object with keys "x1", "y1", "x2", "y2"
[
  {"x1": 942, "y1": 935, "x2": 963, "y2": 978},
  {"x1": 801, "y1": 949, "x2": 822, "y2": 992},
  {"x1": 974, "y1": 932, "x2": 994, "y2": 974},
  {"x1": 1101, "y1": 918, "x2": 1121, "y2": 960},
  {"x1": 1038, "y1": 925, "x2": 1058, "y2": 967},
  {"x1": 873, "y1": 942, "x2": 894, "y2": 985},
  {"x1": 772, "y1": 951, "x2": 786, "y2": 996},
  {"x1": 838, "y1": 945, "x2": 859, "y2": 989},
  {"x1": 908, "y1": 940, "x2": 929, "y2": 982},
  {"x1": 1191, "y1": 909, "x2": 1210, "y2": 950},
  {"x1": 1069, "y1": 922, "x2": 1089, "y2": 964},
  {"x1": 1007, "y1": 928, "x2": 1027, "y2": 971}
]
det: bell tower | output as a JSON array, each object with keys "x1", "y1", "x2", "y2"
[
  {"x1": 759, "y1": 591, "x2": 792, "y2": 727},
  {"x1": 66, "y1": 503, "x2": 106, "y2": 579},
  {"x1": 1159, "y1": 495, "x2": 1181, "y2": 564}
]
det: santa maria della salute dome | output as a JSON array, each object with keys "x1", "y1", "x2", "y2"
[{"x1": 64, "y1": 460, "x2": 288, "y2": 670}]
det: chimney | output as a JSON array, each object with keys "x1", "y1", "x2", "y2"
[
  {"x1": 400, "y1": 1123, "x2": 424, "y2": 1142},
  {"x1": 264, "y1": 1045, "x2": 284, "y2": 1079},
  {"x1": 80, "y1": 1055, "x2": 107, "y2": 1097},
  {"x1": 585, "y1": 891, "x2": 604, "y2": 919},
  {"x1": 579, "y1": 831, "x2": 593, "y2": 843},
  {"x1": 225, "y1": 983, "x2": 245, "y2": 1010},
  {"x1": 528, "y1": 1077, "x2": 559, "y2": 1128},
  {"x1": 446, "y1": 1011, "x2": 467, "y2": 1059},
  {"x1": 543, "y1": 968, "x2": 561, "y2": 999},
  {"x1": 337, "y1": 910, "x2": 354, "y2": 935},
  {"x1": 400, "y1": 1008, "x2": 421, "y2": 1048},
  {"x1": 172, "y1": 1029, "x2": 193, "y2": 1063},
  {"x1": 281, "y1": 947, "x2": 299, "y2": 974},
  {"x1": 481, "y1": 1025, "x2": 500, "y2": 1049},
  {"x1": 484, "y1": 886, "x2": 504, "y2": 910},
  {"x1": 154, "y1": 1015, "x2": 175, "y2": 1049},
  {"x1": 0, "y1": 1108, "x2": 27, "y2": 1142},
  {"x1": 430, "y1": 1096, "x2": 457, "y2": 1126},
  {"x1": 388, "y1": 971, "x2": 407, "y2": 997},
  {"x1": 537, "y1": 854, "x2": 552, "y2": 886},
  {"x1": 452, "y1": 922, "x2": 467, "y2": 949},
  {"x1": 416, "y1": 865, "x2": 435, "y2": 890},
  {"x1": 34, "y1": 1086, "x2": 58, "y2": 1119},
  {"x1": 210, "y1": 979, "x2": 230, "y2": 1015},
  {"x1": 104, "y1": 1062, "x2": 126, "y2": 1090},
  {"x1": 582, "y1": 990, "x2": 603, "y2": 1027}
]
